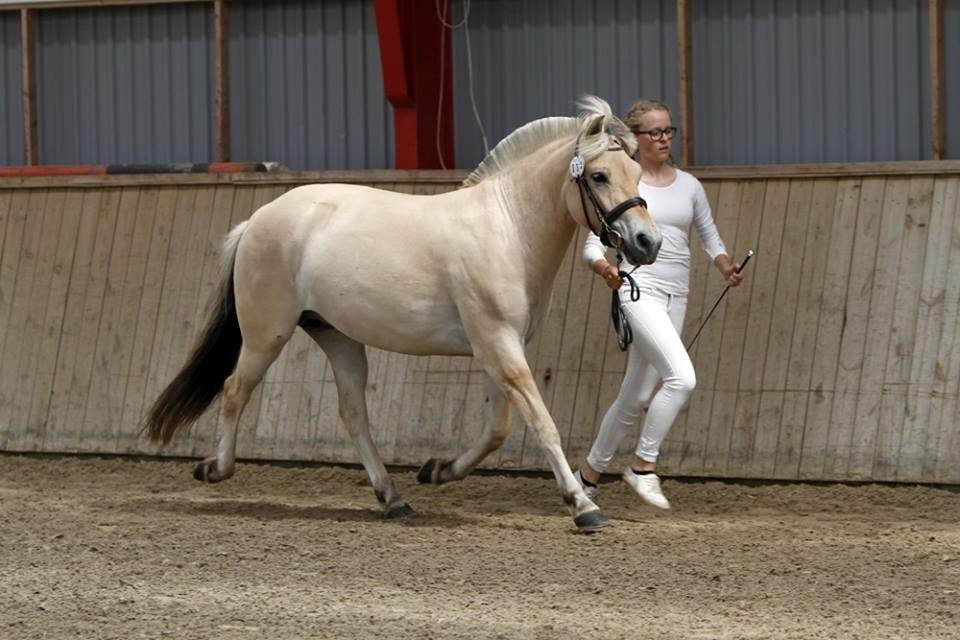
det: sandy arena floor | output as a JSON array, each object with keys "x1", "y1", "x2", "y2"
[{"x1": 1, "y1": 455, "x2": 957, "y2": 639}]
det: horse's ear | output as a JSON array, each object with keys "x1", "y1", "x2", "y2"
[{"x1": 584, "y1": 113, "x2": 605, "y2": 137}]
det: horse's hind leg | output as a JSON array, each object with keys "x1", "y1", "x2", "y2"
[
  {"x1": 418, "y1": 373, "x2": 511, "y2": 484},
  {"x1": 195, "y1": 340, "x2": 287, "y2": 482},
  {"x1": 304, "y1": 326, "x2": 412, "y2": 519}
]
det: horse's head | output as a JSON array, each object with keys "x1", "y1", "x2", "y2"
[{"x1": 562, "y1": 98, "x2": 661, "y2": 266}]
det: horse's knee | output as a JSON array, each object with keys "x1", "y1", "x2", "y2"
[
  {"x1": 222, "y1": 374, "x2": 241, "y2": 415},
  {"x1": 489, "y1": 427, "x2": 510, "y2": 449}
]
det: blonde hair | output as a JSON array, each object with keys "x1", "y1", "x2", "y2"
[{"x1": 623, "y1": 98, "x2": 671, "y2": 132}]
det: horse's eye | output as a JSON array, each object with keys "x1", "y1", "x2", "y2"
[{"x1": 590, "y1": 172, "x2": 608, "y2": 184}]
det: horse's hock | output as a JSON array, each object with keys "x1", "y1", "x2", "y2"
[{"x1": 1, "y1": 167, "x2": 959, "y2": 485}]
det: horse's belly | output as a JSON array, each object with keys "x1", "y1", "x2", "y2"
[{"x1": 310, "y1": 294, "x2": 472, "y2": 356}]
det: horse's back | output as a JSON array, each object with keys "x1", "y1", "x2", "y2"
[{"x1": 233, "y1": 182, "x2": 481, "y2": 356}]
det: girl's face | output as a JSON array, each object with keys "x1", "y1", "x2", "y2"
[{"x1": 633, "y1": 109, "x2": 675, "y2": 163}]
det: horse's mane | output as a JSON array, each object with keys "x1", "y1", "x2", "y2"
[{"x1": 463, "y1": 95, "x2": 636, "y2": 187}]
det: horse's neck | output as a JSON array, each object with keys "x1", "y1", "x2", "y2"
[{"x1": 493, "y1": 140, "x2": 578, "y2": 285}]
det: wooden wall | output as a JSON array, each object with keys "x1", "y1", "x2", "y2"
[{"x1": 1, "y1": 168, "x2": 959, "y2": 484}]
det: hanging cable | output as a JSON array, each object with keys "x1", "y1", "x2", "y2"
[{"x1": 434, "y1": 0, "x2": 488, "y2": 168}]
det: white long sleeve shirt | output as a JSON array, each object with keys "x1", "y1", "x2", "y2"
[{"x1": 582, "y1": 169, "x2": 727, "y2": 295}]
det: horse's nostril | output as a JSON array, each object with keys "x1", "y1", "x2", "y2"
[{"x1": 636, "y1": 233, "x2": 652, "y2": 251}]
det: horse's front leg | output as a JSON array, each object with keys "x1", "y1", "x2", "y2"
[
  {"x1": 417, "y1": 373, "x2": 510, "y2": 484},
  {"x1": 426, "y1": 328, "x2": 608, "y2": 532}
]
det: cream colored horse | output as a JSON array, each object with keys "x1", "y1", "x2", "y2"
[{"x1": 144, "y1": 96, "x2": 661, "y2": 531}]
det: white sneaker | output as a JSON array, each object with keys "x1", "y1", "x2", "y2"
[
  {"x1": 622, "y1": 468, "x2": 670, "y2": 509},
  {"x1": 574, "y1": 469, "x2": 599, "y2": 501}
]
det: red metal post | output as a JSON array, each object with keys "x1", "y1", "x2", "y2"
[{"x1": 374, "y1": 0, "x2": 454, "y2": 169}]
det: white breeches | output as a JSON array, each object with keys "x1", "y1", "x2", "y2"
[{"x1": 586, "y1": 286, "x2": 695, "y2": 469}]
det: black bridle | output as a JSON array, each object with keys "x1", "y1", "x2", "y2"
[
  {"x1": 568, "y1": 139, "x2": 648, "y2": 351},
  {"x1": 569, "y1": 141, "x2": 648, "y2": 250}
]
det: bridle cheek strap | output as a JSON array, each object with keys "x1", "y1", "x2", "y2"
[{"x1": 576, "y1": 176, "x2": 648, "y2": 249}]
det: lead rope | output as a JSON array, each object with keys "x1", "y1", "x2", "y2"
[{"x1": 611, "y1": 255, "x2": 641, "y2": 351}]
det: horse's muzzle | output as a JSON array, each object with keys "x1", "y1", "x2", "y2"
[{"x1": 625, "y1": 232, "x2": 661, "y2": 266}]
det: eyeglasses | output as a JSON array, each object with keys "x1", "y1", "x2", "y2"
[{"x1": 631, "y1": 126, "x2": 678, "y2": 141}]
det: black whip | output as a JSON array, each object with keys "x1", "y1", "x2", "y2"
[{"x1": 684, "y1": 249, "x2": 755, "y2": 351}]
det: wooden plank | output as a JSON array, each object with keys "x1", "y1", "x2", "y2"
[
  {"x1": 749, "y1": 180, "x2": 816, "y2": 477},
  {"x1": 845, "y1": 178, "x2": 910, "y2": 478},
  {"x1": 214, "y1": 0, "x2": 231, "y2": 162},
  {"x1": 797, "y1": 179, "x2": 862, "y2": 478},
  {"x1": 925, "y1": 176, "x2": 960, "y2": 482},
  {"x1": 25, "y1": 190, "x2": 83, "y2": 450},
  {"x1": 897, "y1": 177, "x2": 955, "y2": 480},
  {"x1": 60, "y1": 190, "x2": 122, "y2": 452},
  {"x1": 393, "y1": 353, "x2": 429, "y2": 464},
  {"x1": 42, "y1": 190, "x2": 102, "y2": 449},
  {"x1": 299, "y1": 347, "x2": 333, "y2": 463},
  {"x1": 0, "y1": 191, "x2": 14, "y2": 359},
  {"x1": 430, "y1": 355, "x2": 472, "y2": 464},
  {"x1": 3, "y1": 164, "x2": 960, "y2": 191},
  {"x1": 714, "y1": 180, "x2": 785, "y2": 477},
  {"x1": 772, "y1": 178, "x2": 840, "y2": 478},
  {"x1": 0, "y1": 191, "x2": 12, "y2": 280},
  {"x1": 872, "y1": 177, "x2": 935, "y2": 480},
  {"x1": 930, "y1": 0, "x2": 945, "y2": 160},
  {"x1": 270, "y1": 329, "x2": 313, "y2": 459},
  {"x1": 679, "y1": 180, "x2": 744, "y2": 475},
  {"x1": 111, "y1": 187, "x2": 160, "y2": 453},
  {"x1": 0, "y1": 172, "x2": 470, "y2": 190},
  {"x1": 0, "y1": 190, "x2": 47, "y2": 448},
  {"x1": 0, "y1": 191, "x2": 30, "y2": 444},
  {"x1": 690, "y1": 162, "x2": 960, "y2": 180},
  {"x1": 116, "y1": 187, "x2": 178, "y2": 454},
  {"x1": 284, "y1": 330, "x2": 321, "y2": 462},
  {"x1": 141, "y1": 187, "x2": 201, "y2": 456},
  {"x1": 823, "y1": 178, "x2": 886, "y2": 479},
  {"x1": 9, "y1": 190, "x2": 63, "y2": 450},
  {"x1": 81, "y1": 188, "x2": 141, "y2": 452},
  {"x1": 379, "y1": 349, "x2": 414, "y2": 463},
  {"x1": 704, "y1": 181, "x2": 791, "y2": 476},
  {"x1": 20, "y1": 9, "x2": 38, "y2": 165}
]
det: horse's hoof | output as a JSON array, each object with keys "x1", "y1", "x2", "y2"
[
  {"x1": 193, "y1": 462, "x2": 210, "y2": 482},
  {"x1": 193, "y1": 461, "x2": 223, "y2": 483},
  {"x1": 417, "y1": 458, "x2": 438, "y2": 484},
  {"x1": 573, "y1": 509, "x2": 609, "y2": 533},
  {"x1": 383, "y1": 501, "x2": 415, "y2": 519}
]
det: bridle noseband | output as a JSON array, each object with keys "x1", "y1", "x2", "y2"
[{"x1": 569, "y1": 140, "x2": 648, "y2": 249}]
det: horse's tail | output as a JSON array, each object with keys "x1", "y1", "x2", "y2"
[{"x1": 143, "y1": 221, "x2": 249, "y2": 445}]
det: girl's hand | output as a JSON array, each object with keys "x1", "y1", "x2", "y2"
[
  {"x1": 715, "y1": 254, "x2": 745, "y2": 287},
  {"x1": 601, "y1": 264, "x2": 622, "y2": 289},
  {"x1": 593, "y1": 259, "x2": 622, "y2": 290},
  {"x1": 721, "y1": 263, "x2": 744, "y2": 287}
]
